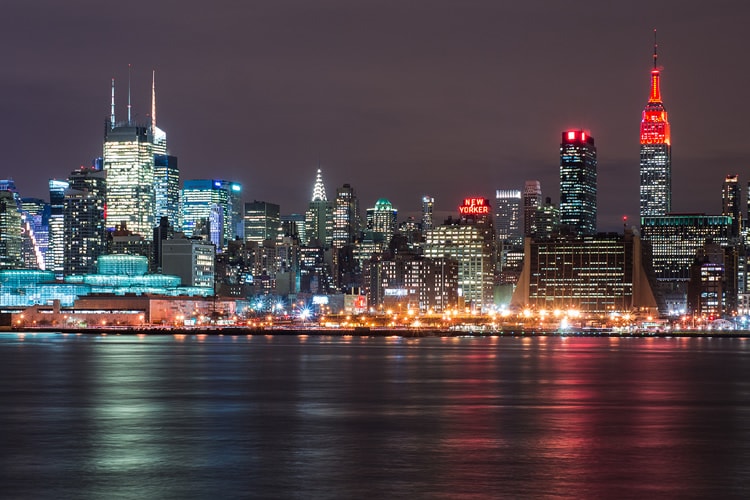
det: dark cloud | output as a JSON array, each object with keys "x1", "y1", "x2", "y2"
[{"x1": 1, "y1": 0, "x2": 749, "y2": 231}]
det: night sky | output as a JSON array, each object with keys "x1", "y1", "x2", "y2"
[{"x1": 2, "y1": 0, "x2": 749, "y2": 231}]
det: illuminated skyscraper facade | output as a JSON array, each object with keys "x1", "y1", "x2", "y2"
[
  {"x1": 332, "y1": 184, "x2": 361, "y2": 248},
  {"x1": 305, "y1": 169, "x2": 333, "y2": 246},
  {"x1": 424, "y1": 224, "x2": 494, "y2": 311},
  {"x1": 47, "y1": 179, "x2": 68, "y2": 276},
  {"x1": 639, "y1": 40, "x2": 671, "y2": 219},
  {"x1": 641, "y1": 214, "x2": 731, "y2": 281},
  {"x1": 421, "y1": 195, "x2": 434, "y2": 233},
  {"x1": 560, "y1": 131, "x2": 597, "y2": 236},
  {"x1": 181, "y1": 179, "x2": 237, "y2": 249},
  {"x1": 104, "y1": 118, "x2": 157, "y2": 240},
  {"x1": 523, "y1": 181, "x2": 542, "y2": 237},
  {"x1": 244, "y1": 200, "x2": 281, "y2": 243},
  {"x1": 512, "y1": 231, "x2": 658, "y2": 315},
  {"x1": 154, "y1": 154, "x2": 180, "y2": 230},
  {"x1": 104, "y1": 124, "x2": 156, "y2": 239},
  {"x1": 20, "y1": 197, "x2": 49, "y2": 270},
  {"x1": 104, "y1": 73, "x2": 169, "y2": 242},
  {"x1": 0, "y1": 190, "x2": 22, "y2": 269},
  {"x1": 423, "y1": 197, "x2": 496, "y2": 311},
  {"x1": 495, "y1": 189, "x2": 522, "y2": 246},
  {"x1": 366, "y1": 199, "x2": 398, "y2": 244},
  {"x1": 722, "y1": 174, "x2": 741, "y2": 238},
  {"x1": 63, "y1": 167, "x2": 107, "y2": 275}
]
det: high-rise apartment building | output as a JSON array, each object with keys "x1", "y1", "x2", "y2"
[
  {"x1": 523, "y1": 181, "x2": 542, "y2": 237},
  {"x1": 560, "y1": 130, "x2": 597, "y2": 236},
  {"x1": 332, "y1": 184, "x2": 361, "y2": 248},
  {"x1": 639, "y1": 38, "x2": 672, "y2": 219},
  {"x1": 495, "y1": 189, "x2": 522, "y2": 246},
  {"x1": 63, "y1": 167, "x2": 107, "y2": 275},
  {"x1": 722, "y1": 174, "x2": 741, "y2": 238},
  {"x1": 305, "y1": 169, "x2": 333, "y2": 247}
]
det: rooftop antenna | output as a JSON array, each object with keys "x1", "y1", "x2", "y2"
[
  {"x1": 127, "y1": 63, "x2": 132, "y2": 124},
  {"x1": 151, "y1": 69, "x2": 156, "y2": 131},
  {"x1": 110, "y1": 77, "x2": 116, "y2": 129},
  {"x1": 653, "y1": 28, "x2": 658, "y2": 69}
]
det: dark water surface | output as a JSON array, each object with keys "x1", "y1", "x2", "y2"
[{"x1": 1, "y1": 333, "x2": 749, "y2": 499}]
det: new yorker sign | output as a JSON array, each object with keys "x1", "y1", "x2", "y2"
[{"x1": 459, "y1": 197, "x2": 490, "y2": 215}]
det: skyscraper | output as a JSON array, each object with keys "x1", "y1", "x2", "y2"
[
  {"x1": 421, "y1": 195, "x2": 434, "y2": 233},
  {"x1": 63, "y1": 167, "x2": 107, "y2": 275},
  {"x1": 639, "y1": 35, "x2": 671, "y2": 219},
  {"x1": 495, "y1": 189, "x2": 522, "y2": 246},
  {"x1": 47, "y1": 179, "x2": 69, "y2": 276},
  {"x1": 523, "y1": 181, "x2": 542, "y2": 237},
  {"x1": 305, "y1": 169, "x2": 333, "y2": 246},
  {"x1": 424, "y1": 197, "x2": 496, "y2": 312},
  {"x1": 154, "y1": 154, "x2": 180, "y2": 230},
  {"x1": 560, "y1": 130, "x2": 597, "y2": 236},
  {"x1": 20, "y1": 197, "x2": 49, "y2": 270},
  {"x1": 332, "y1": 184, "x2": 361, "y2": 248},
  {"x1": 181, "y1": 179, "x2": 240, "y2": 249},
  {"x1": 535, "y1": 197, "x2": 560, "y2": 239},
  {"x1": 103, "y1": 76, "x2": 159, "y2": 240},
  {"x1": 366, "y1": 199, "x2": 398, "y2": 244},
  {"x1": 244, "y1": 200, "x2": 281, "y2": 243},
  {"x1": 722, "y1": 174, "x2": 741, "y2": 238},
  {"x1": 0, "y1": 190, "x2": 22, "y2": 269}
]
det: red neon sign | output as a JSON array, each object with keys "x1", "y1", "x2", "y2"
[{"x1": 459, "y1": 197, "x2": 490, "y2": 215}]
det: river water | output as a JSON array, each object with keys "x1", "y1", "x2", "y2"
[{"x1": 1, "y1": 333, "x2": 749, "y2": 498}]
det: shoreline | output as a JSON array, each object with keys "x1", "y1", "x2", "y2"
[{"x1": 4, "y1": 326, "x2": 750, "y2": 339}]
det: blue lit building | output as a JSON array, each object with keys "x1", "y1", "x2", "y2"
[
  {"x1": 181, "y1": 179, "x2": 242, "y2": 250},
  {"x1": 0, "y1": 254, "x2": 212, "y2": 309},
  {"x1": 47, "y1": 179, "x2": 69, "y2": 276},
  {"x1": 154, "y1": 154, "x2": 180, "y2": 230}
]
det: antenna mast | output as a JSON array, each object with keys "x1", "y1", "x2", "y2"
[
  {"x1": 110, "y1": 78, "x2": 116, "y2": 128},
  {"x1": 151, "y1": 69, "x2": 156, "y2": 131},
  {"x1": 127, "y1": 64, "x2": 132, "y2": 124}
]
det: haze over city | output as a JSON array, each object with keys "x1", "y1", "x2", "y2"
[{"x1": 2, "y1": 0, "x2": 749, "y2": 230}]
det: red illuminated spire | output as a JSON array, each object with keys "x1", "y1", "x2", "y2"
[
  {"x1": 649, "y1": 29, "x2": 661, "y2": 103},
  {"x1": 640, "y1": 30, "x2": 670, "y2": 145}
]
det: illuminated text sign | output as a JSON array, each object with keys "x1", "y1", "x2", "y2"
[{"x1": 459, "y1": 197, "x2": 490, "y2": 215}]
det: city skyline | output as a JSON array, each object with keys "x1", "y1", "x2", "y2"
[{"x1": 2, "y1": 2, "x2": 750, "y2": 230}]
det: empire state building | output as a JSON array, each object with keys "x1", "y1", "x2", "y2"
[{"x1": 639, "y1": 34, "x2": 672, "y2": 219}]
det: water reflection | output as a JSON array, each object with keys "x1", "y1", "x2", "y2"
[{"x1": 1, "y1": 334, "x2": 749, "y2": 497}]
